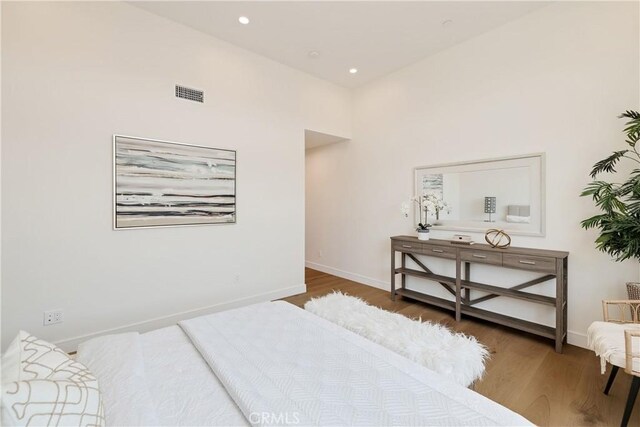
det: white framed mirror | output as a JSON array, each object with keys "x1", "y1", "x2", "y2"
[{"x1": 414, "y1": 153, "x2": 545, "y2": 236}]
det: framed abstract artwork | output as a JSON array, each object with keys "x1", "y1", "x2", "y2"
[{"x1": 113, "y1": 135, "x2": 236, "y2": 229}]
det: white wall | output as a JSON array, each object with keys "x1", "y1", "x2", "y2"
[
  {"x1": 1, "y1": 1, "x2": 351, "y2": 350},
  {"x1": 306, "y1": 1, "x2": 640, "y2": 347}
]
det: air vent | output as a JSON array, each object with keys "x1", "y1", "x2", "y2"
[{"x1": 175, "y1": 85, "x2": 204, "y2": 103}]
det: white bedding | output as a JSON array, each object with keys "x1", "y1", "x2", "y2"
[
  {"x1": 78, "y1": 301, "x2": 531, "y2": 426},
  {"x1": 78, "y1": 327, "x2": 248, "y2": 426},
  {"x1": 140, "y1": 326, "x2": 248, "y2": 426},
  {"x1": 76, "y1": 333, "x2": 159, "y2": 427},
  {"x1": 180, "y1": 301, "x2": 532, "y2": 426}
]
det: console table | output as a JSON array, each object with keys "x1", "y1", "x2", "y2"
[{"x1": 390, "y1": 236, "x2": 569, "y2": 352}]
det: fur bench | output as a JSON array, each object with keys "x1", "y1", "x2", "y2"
[{"x1": 304, "y1": 292, "x2": 488, "y2": 387}]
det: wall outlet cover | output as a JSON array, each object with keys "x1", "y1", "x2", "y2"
[{"x1": 43, "y1": 310, "x2": 63, "y2": 326}]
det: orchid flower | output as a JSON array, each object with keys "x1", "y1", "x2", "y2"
[{"x1": 404, "y1": 194, "x2": 451, "y2": 229}]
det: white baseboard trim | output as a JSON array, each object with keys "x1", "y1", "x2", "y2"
[
  {"x1": 55, "y1": 284, "x2": 306, "y2": 352},
  {"x1": 306, "y1": 261, "x2": 590, "y2": 350},
  {"x1": 305, "y1": 261, "x2": 389, "y2": 291},
  {"x1": 567, "y1": 330, "x2": 587, "y2": 349}
]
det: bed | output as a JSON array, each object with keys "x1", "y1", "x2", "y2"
[{"x1": 73, "y1": 301, "x2": 531, "y2": 426}]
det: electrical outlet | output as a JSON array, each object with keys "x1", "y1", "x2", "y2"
[
  {"x1": 43, "y1": 310, "x2": 63, "y2": 326},
  {"x1": 318, "y1": 250, "x2": 324, "y2": 258},
  {"x1": 234, "y1": 274, "x2": 240, "y2": 284}
]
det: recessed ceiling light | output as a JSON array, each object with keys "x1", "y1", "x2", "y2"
[
  {"x1": 349, "y1": 68, "x2": 358, "y2": 74},
  {"x1": 238, "y1": 16, "x2": 250, "y2": 25}
]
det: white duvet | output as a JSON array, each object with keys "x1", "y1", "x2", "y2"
[
  {"x1": 78, "y1": 301, "x2": 531, "y2": 426},
  {"x1": 140, "y1": 326, "x2": 248, "y2": 426},
  {"x1": 78, "y1": 327, "x2": 247, "y2": 427},
  {"x1": 76, "y1": 333, "x2": 160, "y2": 427},
  {"x1": 179, "y1": 301, "x2": 532, "y2": 426}
]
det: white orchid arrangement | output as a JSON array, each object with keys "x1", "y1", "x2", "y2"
[{"x1": 402, "y1": 194, "x2": 450, "y2": 230}]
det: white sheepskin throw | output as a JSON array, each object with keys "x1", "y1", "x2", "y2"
[{"x1": 304, "y1": 292, "x2": 488, "y2": 387}]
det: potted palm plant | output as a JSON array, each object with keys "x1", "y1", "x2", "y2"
[{"x1": 581, "y1": 110, "x2": 640, "y2": 298}]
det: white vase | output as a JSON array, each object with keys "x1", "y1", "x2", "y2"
[{"x1": 417, "y1": 229, "x2": 430, "y2": 241}]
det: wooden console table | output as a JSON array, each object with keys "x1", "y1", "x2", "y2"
[{"x1": 390, "y1": 236, "x2": 569, "y2": 352}]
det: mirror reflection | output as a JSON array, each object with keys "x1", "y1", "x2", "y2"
[{"x1": 414, "y1": 154, "x2": 544, "y2": 236}]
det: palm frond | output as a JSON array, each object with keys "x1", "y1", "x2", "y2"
[
  {"x1": 582, "y1": 111, "x2": 640, "y2": 262},
  {"x1": 621, "y1": 110, "x2": 640, "y2": 142},
  {"x1": 580, "y1": 214, "x2": 606, "y2": 229},
  {"x1": 624, "y1": 200, "x2": 640, "y2": 216},
  {"x1": 625, "y1": 131, "x2": 640, "y2": 147},
  {"x1": 620, "y1": 110, "x2": 640, "y2": 120},
  {"x1": 589, "y1": 150, "x2": 628, "y2": 178},
  {"x1": 580, "y1": 180, "x2": 611, "y2": 198}
]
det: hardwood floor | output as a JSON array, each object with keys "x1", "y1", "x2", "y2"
[{"x1": 282, "y1": 268, "x2": 639, "y2": 426}]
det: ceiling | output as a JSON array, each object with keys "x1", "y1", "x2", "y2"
[{"x1": 133, "y1": 1, "x2": 549, "y2": 88}]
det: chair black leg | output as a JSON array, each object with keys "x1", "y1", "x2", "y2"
[
  {"x1": 605, "y1": 365, "x2": 620, "y2": 395},
  {"x1": 620, "y1": 376, "x2": 640, "y2": 427}
]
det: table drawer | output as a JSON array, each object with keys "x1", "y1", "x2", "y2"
[
  {"x1": 503, "y1": 254, "x2": 557, "y2": 273},
  {"x1": 460, "y1": 249, "x2": 502, "y2": 266},
  {"x1": 393, "y1": 242, "x2": 423, "y2": 253},
  {"x1": 422, "y1": 244, "x2": 457, "y2": 259}
]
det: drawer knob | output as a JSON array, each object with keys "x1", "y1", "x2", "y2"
[
  {"x1": 472, "y1": 254, "x2": 487, "y2": 259},
  {"x1": 432, "y1": 249, "x2": 444, "y2": 253},
  {"x1": 519, "y1": 260, "x2": 536, "y2": 265}
]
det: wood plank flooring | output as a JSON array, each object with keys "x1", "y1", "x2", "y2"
[{"x1": 282, "y1": 268, "x2": 639, "y2": 426}]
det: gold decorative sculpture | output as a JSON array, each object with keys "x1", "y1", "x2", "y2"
[{"x1": 485, "y1": 229, "x2": 511, "y2": 249}]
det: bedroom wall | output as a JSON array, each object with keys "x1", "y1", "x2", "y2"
[
  {"x1": 1, "y1": 1, "x2": 351, "y2": 351},
  {"x1": 306, "y1": 1, "x2": 640, "y2": 347}
]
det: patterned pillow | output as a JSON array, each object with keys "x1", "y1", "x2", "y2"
[{"x1": 1, "y1": 331, "x2": 105, "y2": 426}]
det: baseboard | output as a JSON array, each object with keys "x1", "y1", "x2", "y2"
[
  {"x1": 305, "y1": 261, "x2": 389, "y2": 291},
  {"x1": 567, "y1": 330, "x2": 588, "y2": 349},
  {"x1": 55, "y1": 284, "x2": 306, "y2": 352}
]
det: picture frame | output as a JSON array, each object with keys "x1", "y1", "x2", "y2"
[{"x1": 113, "y1": 135, "x2": 236, "y2": 229}]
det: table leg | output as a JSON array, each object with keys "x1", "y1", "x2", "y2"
[
  {"x1": 455, "y1": 253, "x2": 461, "y2": 321},
  {"x1": 555, "y1": 258, "x2": 565, "y2": 353},
  {"x1": 391, "y1": 241, "x2": 396, "y2": 301}
]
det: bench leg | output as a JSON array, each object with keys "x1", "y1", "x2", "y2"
[
  {"x1": 620, "y1": 376, "x2": 639, "y2": 427},
  {"x1": 604, "y1": 365, "x2": 619, "y2": 395}
]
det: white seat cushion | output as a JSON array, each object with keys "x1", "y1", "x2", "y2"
[{"x1": 587, "y1": 321, "x2": 640, "y2": 373}]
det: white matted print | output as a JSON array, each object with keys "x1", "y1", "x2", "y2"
[{"x1": 113, "y1": 135, "x2": 236, "y2": 229}]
